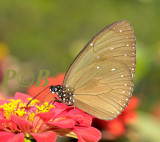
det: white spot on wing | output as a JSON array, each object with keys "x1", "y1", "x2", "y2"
[
  {"x1": 90, "y1": 43, "x2": 93, "y2": 46},
  {"x1": 112, "y1": 68, "x2": 115, "y2": 71}
]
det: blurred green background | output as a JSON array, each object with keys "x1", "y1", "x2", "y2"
[{"x1": 0, "y1": 0, "x2": 160, "y2": 142}]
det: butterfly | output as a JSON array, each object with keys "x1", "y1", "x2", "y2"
[{"x1": 31, "y1": 20, "x2": 136, "y2": 120}]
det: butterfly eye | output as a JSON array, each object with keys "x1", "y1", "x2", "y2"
[{"x1": 51, "y1": 86, "x2": 58, "y2": 92}]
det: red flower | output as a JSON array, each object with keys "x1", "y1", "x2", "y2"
[
  {"x1": 28, "y1": 74, "x2": 65, "y2": 102},
  {"x1": 92, "y1": 96, "x2": 139, "y2": 140},
  {"x1": 28, "y1": 73, "x2": 139, "y2": 140},
  {"x1": 0, "y1": 92, "x2": 101, "y2": 142}
]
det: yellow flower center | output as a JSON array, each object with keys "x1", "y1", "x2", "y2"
[{"x1": 0, "y1": 98, "x2": 55, "y2": 121}]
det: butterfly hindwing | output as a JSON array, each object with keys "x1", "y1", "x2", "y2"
[{"x1": 63, "y1": 20, "x2": 136, "y2": 120}]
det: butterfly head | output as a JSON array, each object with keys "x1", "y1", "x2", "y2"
[{"x1": 50, "y1": 85, "x2": 63, "y2": 93}]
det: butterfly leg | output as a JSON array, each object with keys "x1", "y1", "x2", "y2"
[
  {"x1": 51, "y1": 97, "x2": 62, "y2": 105},
  {"x1": 41, "y1": 97, "x2": 62, "y2": 111}
]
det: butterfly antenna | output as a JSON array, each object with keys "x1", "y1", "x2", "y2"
[{"x1": 27, "y1": 86, "x2": 50, "y2": 106}]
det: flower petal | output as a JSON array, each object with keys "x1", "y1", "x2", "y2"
[
  {"x1": 8, "y1": 133, "x2": 25, "y2": 142},
  {"x1": 64, "y1": 107, "x2": 88, "y2": 116},
  {"x1": 14, "y1": 92, "x2": 30, "y2": 103},
  {"x1": 0, "y1": 100, "x2": 9, "y2": 105},
  {"x1": 0, "y1": 131, "x2": 15, "y2": 141},
  {"x1": 74, "y1": 127, "x2": 101, "y2": 142},
  {"x1": 36, "y1": 111, "x2": 55, "y2": 122},
  {"x1": 71, "y1": 115, "x2": 92, "y2": 127},
  {"x1": 31, "y1": 131, "x2": 57, "y2": 142},
  {"x1": 11, "y1": 114, "x2": 32, "y2": 133},
  {"x1": 0, "y1": 118, "x2": 19, "y2": 131},
  {"x1": 51, "y1": 107, "x2": 68, "y2": 119},
  {"x1": 54, "y1": 128, "x2": 78, "y2": 139},
  {"x1": 48, "y1": 118, "x2": 75, "y2": 128},
  {"x1": 52, "y1": 105, "x2": 90, "y2": 121}
]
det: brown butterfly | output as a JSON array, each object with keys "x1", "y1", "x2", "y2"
[{"x1": 31, "y1": 20, "x2": 136, "y2": 120}]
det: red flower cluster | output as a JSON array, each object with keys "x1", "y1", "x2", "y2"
[
  {"x1": 0, "y1": 92, "x2": 101, "y2": 142},
  {"x1": 28, "y1": 73, "x2": 139, "y2": 141},
  {"x1": 92, "y1": 96, "x2": 139, "y2": 140}
]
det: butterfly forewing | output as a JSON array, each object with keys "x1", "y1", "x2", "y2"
[{"x1": 63, "y1": 20, "x2": 136, "y2": 120}]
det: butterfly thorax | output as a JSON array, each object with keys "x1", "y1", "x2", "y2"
[{"x1": 50, "y1": 85, "x2": 75, "y2": 106}]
